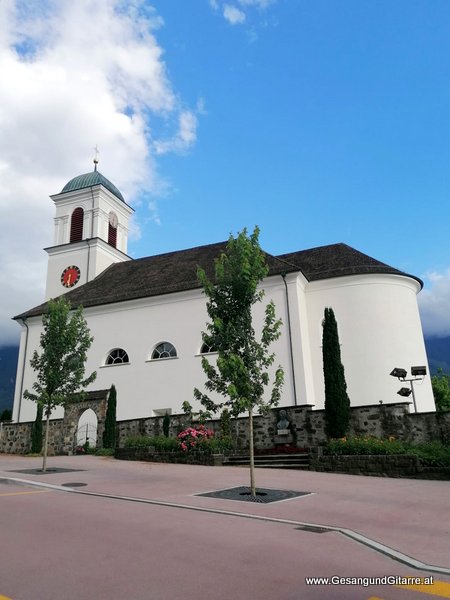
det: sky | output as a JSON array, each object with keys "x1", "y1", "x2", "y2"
[{"x1": 1, "y1": 0, "x2": 450, "y2": 345}]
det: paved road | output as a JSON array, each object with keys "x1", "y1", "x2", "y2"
[{"x1": 0, "y1": 455, "x2": 449, "y2": 600}]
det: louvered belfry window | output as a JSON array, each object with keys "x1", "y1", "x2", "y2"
[
  {"x1": 108, "y1": 222, "x2": 117, "y2": 248},
  {"x1": 70, "y1": 207, "x2": 84, "y2": 243}
]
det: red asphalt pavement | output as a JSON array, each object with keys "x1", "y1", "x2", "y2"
[{"x1": 0, "y1": 454, "x2": 449, "y2": 600}]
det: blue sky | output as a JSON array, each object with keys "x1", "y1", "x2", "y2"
[
  {"x1": 1, "y1": 0, "x2": 449, "y2": 343},
  {"x1": 147, "y1": 1, "x2": 450, "y2": 271}
]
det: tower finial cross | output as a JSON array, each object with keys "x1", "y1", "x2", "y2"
[{"x1": 93, "y1": 145, "x2": 100, "y2": 171}]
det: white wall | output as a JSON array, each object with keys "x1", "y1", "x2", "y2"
[
  {"x1": 305, "y1": 274, "x2": 435, "y2": 412},
  {"x1": 13, "y1": 271, "x2": 435, "y2": 424},
  {"x1": 14, "y1": 281, "x2": 294, "y2": 422}
]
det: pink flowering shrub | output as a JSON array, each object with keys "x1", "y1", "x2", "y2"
[{"x1": 177, "y1": 425, "x2": 214, "y2": 452}]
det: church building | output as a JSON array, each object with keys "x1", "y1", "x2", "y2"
[{"x1": 12, "y1": 166, "x2": 435, "y2": 424}]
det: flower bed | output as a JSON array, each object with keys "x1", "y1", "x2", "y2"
[
  {"x1": 177, "y1": 425, "x2": 214, "y2": 452},
  {"x1": 311, "y1": 436, "x2": 450, "y2": 479},
  {"x1": 115, "y1": 446, "x2": 224, "y2": 466},
  {"x1": 323, "y1": 437, "x2": 450, "y2": 467},
  {"x1": 118, "y1": 427, "x2": 233, "y2": 465}
]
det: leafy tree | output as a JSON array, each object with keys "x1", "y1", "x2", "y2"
[
  {"x1": 431, "y1": 369, "x2": 450, "y2": 412},
  {"x1": 322, "y1": 307, "x2": 350, "y2": 438},
  {"x1": 0, "y1": 408, "x2": 12, "y2": 421},
  {"x1": 31, "y1": 404, "x2": 43, "y2": 453},
  {"x1": 194, "y1": 227, "x2": 284, "y2": 497},
  {"x1": 102, "y1": 384, "x2": 117, "y2": 448},
  {"x1": 24, "y1": 298, "x2": 96, "y2": 472}
]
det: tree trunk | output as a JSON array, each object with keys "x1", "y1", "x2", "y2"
[
  {"x1": 42, "y1": 407, "x2": 51, "y2": 473},
  {"x1": 249, "y1": 408, "x2": 256, "y2": 497}
]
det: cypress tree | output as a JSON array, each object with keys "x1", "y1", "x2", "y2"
[
  {"x1": 0, "y1": 409, "x2": 12, "y2": 421},
  {"x1": 31, "y1": 404, "x2": 43, "y2": 453},
  {"x1": 102, "y1": 385, "x2": 117, "y2": 449},
  {"x1": 322, "y1": 307, "x2": 350, "y2": 438},
  {"x1": 162, "y1": 412, "x2": 170, "y2": 437}
]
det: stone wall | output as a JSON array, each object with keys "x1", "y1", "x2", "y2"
[
  {"x1": 311, "y1": 454, "x2": 421, "y2": 477},
  {"x1": 310, "y1": 453, "x2": 450, "y2": 479},
  {"x1": 0, "y1": 391, "x2": 108, "y2": 455},
  {"x1": 0, "y1": 419, "x2": 64, "y2": 455},
  {"x1": 115, "y1": 402, "x2": 450, "y2": 450},
  {"x1": 2, "y1": 401, "x2": 450, "y2": 455}
]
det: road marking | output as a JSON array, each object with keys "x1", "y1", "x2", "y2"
[
  {"x1": 0, "y1": 594, "x2": 13, "y2": 599},
  {"x1": 395, "y1": 580, "x2": 450, "y2": 597},
  {"x1": 0, "y1": 490, "x2": 50, "y2": 498}
]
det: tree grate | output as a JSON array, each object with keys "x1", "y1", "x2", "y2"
[
  {"x1": 61, "y1": 482, "x2": 88, "y2": 487},
  {"x1": 196, "y1": 486, "x2": 311, "y2": 504}
]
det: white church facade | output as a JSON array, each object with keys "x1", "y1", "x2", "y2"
[{"x1": 12, "y1": 168, "x2": 435, "y2": 424}]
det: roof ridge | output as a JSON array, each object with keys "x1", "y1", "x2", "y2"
[{"x1": 127, "y1": 240, "x2": 228, "y2": 264}]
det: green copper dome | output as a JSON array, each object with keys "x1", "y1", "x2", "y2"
[{"x1": 61, "y1": 170, "x2": 125, "y2": 202}]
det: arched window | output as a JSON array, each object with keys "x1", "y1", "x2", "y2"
[
  {"x1": 70, "y1": 207, "x2": 84, "y2": 243},
  {"x1": 108, "y1": 212, "x2": 118, "y2": 248},
  {"x1": 200, "y1": 342, "x2": 216, "y2": 354},
  {"x1": 151, "y1": 342, "x2": 177, "y2": 360},
  {"x1": 105, "y1": 348, "x2": 129, "y2": 365}
]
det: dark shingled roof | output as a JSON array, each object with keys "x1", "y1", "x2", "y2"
[{"x1": 15, "y1": 242, "x2": 421, "y2": 320}]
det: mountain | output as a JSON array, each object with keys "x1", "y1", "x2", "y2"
[
  {"x1": 0, "y1": 345, "x2": 19, "y2": 414},
  {"x1": 424, "y1": 336, "x2": 450, "y2": 375}
]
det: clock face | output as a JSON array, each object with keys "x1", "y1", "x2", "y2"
[
  {"x1": 109, "y1": 212, "x2": 118, "y2": 228},
  {"x1": 61, "y1": 265, "x2": 81, "y2": 288}
]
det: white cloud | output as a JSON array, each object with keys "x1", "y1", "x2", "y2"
[
  {"x1": 154, "y1": 110, "x2": 199, "y2": 154},
  {"x1": 211, "y1": 0, "x2": 276, "y2": 28},
  {"x1": 238, "y1": 0, "x2": 276, "y2": 7},
  {"x1": 418, "y1": 269, "x2": 450, "y2": 337},
  {"x1": 0, "y1": 0, "x2": 198, "y2": 345},
  {"x1": 223, "y1": 4, "x2": 246, "y2": 25}
]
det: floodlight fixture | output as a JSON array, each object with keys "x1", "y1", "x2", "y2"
[
  {"x1": 397, "y1": 387, "x2": 412, "y2": 397},
  {"x1": 411, "y1": 366, "x2": 427, "y2": 377},
  {"x1": 390, "y1": 367, "x2": 407, "y2": 379}
]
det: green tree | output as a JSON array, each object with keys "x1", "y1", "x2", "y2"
[
  {"x1": 0, "y1": 408, "x2": 12, "y2": 421},
  {"x1": 322, "y1": 307, "x2": 350, "y2": 438},
  {"x1": 220, "y1": 408, "x2": 231, "y2": 439},
  {"x1": 194, "y1": 227, "x2": 284, "y2": 497},
  {"x1": 162, "y1": 411, "x2": 170, "y2": 438},
  {"x1": 31, "y1": 404, "x2": 43, "y2": 453},
  {"x1": 431, "y1": 369, "x2": 450, "y2": 412},
  {"x1": 102, "y1": 384, "x2": 117, "y2": 448},
  {"x1": 24, "y1": 297, "x2": 96, "y2": 472}
]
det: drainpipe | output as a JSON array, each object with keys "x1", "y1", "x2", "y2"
[
  {"x1": 16, "y1": 318, "x2": 29, "y2": 423},
  {"x1": 281, "y1": 273, "x2": 297, "y2": 406}
]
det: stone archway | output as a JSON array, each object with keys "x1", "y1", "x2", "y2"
[
  {"x1": 61, "y1": 389, "x2": 109, "y2": 454},
  {"x1": 76, "y1": 408, "x2": 98, "y2": 449}
]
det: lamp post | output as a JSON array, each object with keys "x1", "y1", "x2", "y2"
[{"x1": 390, "y1": 366, "x2": 427, "y2": 413}]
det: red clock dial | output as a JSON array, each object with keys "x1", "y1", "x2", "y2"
[{"x1": 61, "y1": 265, "x2": 81, "y2": 288}]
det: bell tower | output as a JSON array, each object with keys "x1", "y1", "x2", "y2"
[{"x1": 44, "y1": 159, "x2": 133, "y2": 300}]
